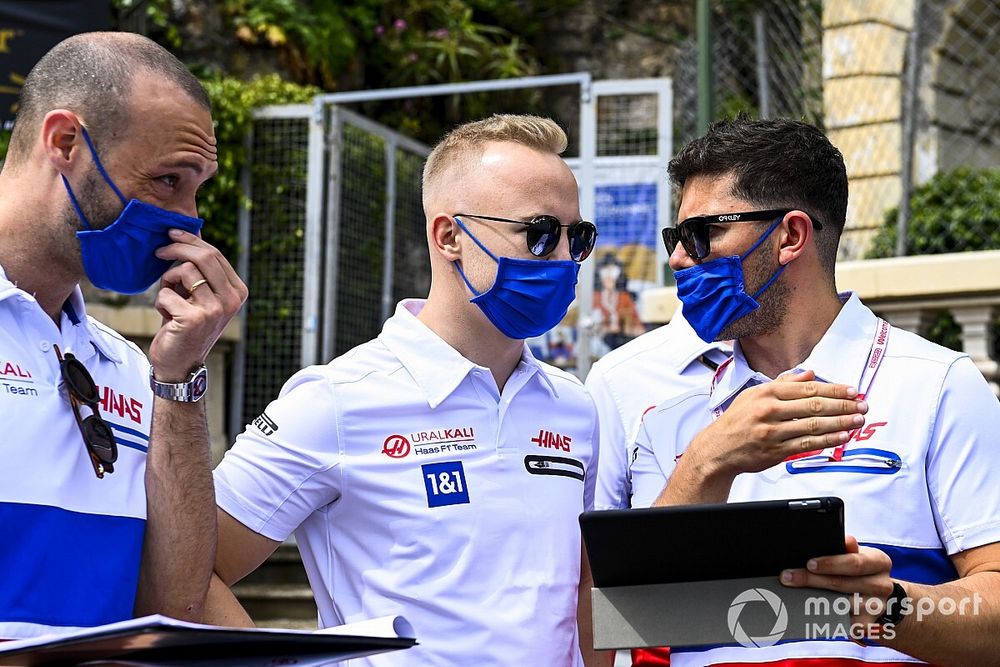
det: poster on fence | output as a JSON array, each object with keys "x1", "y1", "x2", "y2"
[{"x1": 531, "y1": 163, "x2": 667, "y2": 368}]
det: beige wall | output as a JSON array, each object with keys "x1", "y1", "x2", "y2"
[{"x1": 823, "y1": 0, "x2": 914, "y2": 260}]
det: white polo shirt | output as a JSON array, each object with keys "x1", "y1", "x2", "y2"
[
  {"x1": 586, "y1": 307, "x2": 730, "y2": 510},
  {"x1": 0, "y1": 266, "x2": 152, "y2": 639},
  {"x1": 631, "y1": 292, "x2": 1000, "y2": 665},
  {"x1": 215, "y1": 299, "x2": 598, "y2": 666}
]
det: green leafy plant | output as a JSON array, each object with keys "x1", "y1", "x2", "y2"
[
  {"x1": 197, "y1": 73, "x2": 319, "y2": 260},
  {"x1": 866, "y1": 167, "x2": 1000, "y2": 259},
  {"x1": 223, "y1": 0, "x2": 382, "y2": 88},
  {"x1": 372, "y1": 1, "x2": 538, "y2": 86},
  {"x1": 112, "y1": 0, "x2": 182, "y2": 47},
  {"x1": 866, "y1": 167, "x2": 1000, "y2": 353}
]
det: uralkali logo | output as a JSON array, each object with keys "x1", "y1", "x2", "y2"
[{"x1": 728, "y1": 588, "x2": 788, "y2": 648}]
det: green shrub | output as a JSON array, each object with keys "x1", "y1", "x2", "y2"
[
  {"x1": 866, "y1": 167, "x2": 1000, "y2": 259},
  {"x1": 866, "y1": 167, "x2": 1000, "y2": 353},
  {"x1": 198, "y1": 74, "x2": 319, "y2": 260}
]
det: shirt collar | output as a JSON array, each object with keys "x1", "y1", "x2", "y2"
[
  {"x1": 379, "y1": 299, "x2": 554, "y2": 408},
  {"x1": 0, "y1": 264, "x2": 122, "y2": 364},
  {"x1": 666, "y1": 304, "x2": 733, "y2": 373},
  {"x1": 709, "y1": 292, "x2": 876, "y2": 411}
]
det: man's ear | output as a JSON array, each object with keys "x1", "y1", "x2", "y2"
[
  {"x1": 428, "y1": 213, "x2": 462, "y2": 261},
  {"x1": 40, "y1": 110, "x2": 84, "y2": 174},
  {"x1": 777, "y1": 210, "x2": 814, "y2": 265}
]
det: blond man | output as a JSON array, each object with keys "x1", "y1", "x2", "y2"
[{"x1": 206, "y1": 115, "x2": 600, "y2": 666}]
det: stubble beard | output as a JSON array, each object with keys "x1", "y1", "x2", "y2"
[
  {"x1": 58, "y1": 171, "x2": 121, "y2": 275},
  {"x1": 716, "y1": 240, "x2": 790, "y2": 341}
]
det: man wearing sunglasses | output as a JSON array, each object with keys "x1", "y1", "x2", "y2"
[
  {"x1": 0, "y1": 33, "x2": 246, "y2": 639},
  {"x1": 207, "y1": 115, "x2": 601, "y2": 665},
  {"x1": 628, "y1": 117, "x2": 1000, "y2": 665}
]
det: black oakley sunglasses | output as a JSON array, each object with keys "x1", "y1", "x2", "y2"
[
  {"x1": 455, "y1": 213, "x2": 598, "y2": 263},
  {"x1": 55, "y1": 345, "x2": 117, "y2": 478},
  {"x1": 661, "y1": 209, "x2": 823, "y2": 261}
]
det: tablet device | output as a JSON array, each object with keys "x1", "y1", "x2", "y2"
[{"x1": 581, "y1": 497, "x2": 845, "y2": 588}]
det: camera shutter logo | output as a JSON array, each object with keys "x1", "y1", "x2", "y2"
[{"x1": 727, "y1": 588, "x2": 788, "y2": 648}]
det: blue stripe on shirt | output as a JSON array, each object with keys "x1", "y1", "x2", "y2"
[
  {"x1": 0, "y1": 501, "x2": 144, "y2": 628},
  {"x1": 109, "y1": 422, "x2": 150, "y2": 443},
  {"x1": 862, "y1": 542, "x2": 958, "y2": 585}
]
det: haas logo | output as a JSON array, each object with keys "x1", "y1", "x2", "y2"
[
  {"x1": 382, "y1": 435, "x2": 411, "y2": 459},
  {"x1": 847, "y1": 421, "x2": 888, "y2": 443},
  {"x1": 531, "y1": 429, "x2": 572, "y2": 452}
]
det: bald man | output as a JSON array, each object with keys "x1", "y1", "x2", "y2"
[
  {"x1": 0, "y1": 32, "x2": 246, "y2": 639},
  {"x1": 208, "y1": 115, "x2": 601, "y2": 665}
]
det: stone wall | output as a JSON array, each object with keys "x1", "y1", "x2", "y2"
[{"x1": 822, "y1": 1, "x2": 914, "y2": 260}]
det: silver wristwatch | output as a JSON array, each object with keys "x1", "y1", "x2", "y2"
[{"x1": 149, "y1": 365, "x2": 208, "y2": 402}]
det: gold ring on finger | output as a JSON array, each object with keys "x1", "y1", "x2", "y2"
[{"x1": 189, "y1": 279, "x2": 208, "y2": 293}]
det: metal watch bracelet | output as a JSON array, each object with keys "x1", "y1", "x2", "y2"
[{"x1": 149, "y1": 364, "x2": 208, "y2": 402}]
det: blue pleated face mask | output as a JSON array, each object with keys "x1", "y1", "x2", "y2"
[
  {"x1": 453, "y1": 216, "x2": 580, "y2": 340},
  {"x1": 62, "y1": 127, "x2": 204, "y2": 294},
  {"x1": 674, "y1": 216, "x2": 787, "y2": 343}
]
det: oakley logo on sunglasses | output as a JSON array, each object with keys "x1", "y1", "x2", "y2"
[
  {"x1": 454, "y1": 212, "x2": 598, "y2": 263},
  {"x1": 662, "y1": 208, "x2": 823, "y2": 261}
]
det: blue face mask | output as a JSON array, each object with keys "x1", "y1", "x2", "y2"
[
  {"x1": 674, "y1": 216, "x2": 786, "y2": 343},
  {"x1": 453, "y1": 217, "x2": 580, "y2": 340},
  {"x1": 62, "y1": 127, "x2": 204, "y2": 295}
]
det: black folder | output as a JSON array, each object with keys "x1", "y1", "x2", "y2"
[{"x1": 0, "y1": 614, "x2": 416, "y2": 666}]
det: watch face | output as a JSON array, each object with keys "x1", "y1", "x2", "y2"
[{"x1": 192, "y1": 369, "x2": 208, "y2": 399}]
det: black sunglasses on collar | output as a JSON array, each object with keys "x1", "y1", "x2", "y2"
[
  {"x1": 661, "y1": 209, "x2": 823, "y2": 261},
  {"x1": 54, "y1": 344, "x2": 117, "y2": 478},
  {"x1": 455, "y1": 213, "x2": 598, "y2": 263}
]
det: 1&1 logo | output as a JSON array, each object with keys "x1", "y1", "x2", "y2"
[{"x1": 727, "y1": 588, "x2": 788, "y2": 648}]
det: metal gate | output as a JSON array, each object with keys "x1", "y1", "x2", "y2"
[{"x1": 235, "y1": 75, "x2": 673, "y2": 434}]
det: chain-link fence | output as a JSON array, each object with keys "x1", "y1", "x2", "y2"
[
  {"x1": 674, "y1": 0, "x2": 824, "y2": 149},
  {"x1": 236, "y1": 104, "x2": 429, "y2": 431},
  {"x1": 681, "y1": 0, "x2": 999, "y2": 261},
  {"x1": 236, "y1": 76, "x2": 673, "y2": 425},
  {"x1": 589, "y1": 80, "x2": 671, "y2": 359},
  {"x1": 321, "y1": 109, "x2": 430, "y2": 361},
  {"x1": 234, "y1": 106, "x2": 312, "y2": 436}
]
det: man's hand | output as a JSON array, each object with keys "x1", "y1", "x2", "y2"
[
  {"x1": 696, "y1": 370, "x2": 866, "y2": 474},
  {"x1": 150, "y1": 229, "x2": 247, "y2": 381},
  {"x1": 780, "y1": 535, "x2": 894, "y2": 628},
  {"x1": 656, "y1": 371, "x2": 868, "y2": 505}
]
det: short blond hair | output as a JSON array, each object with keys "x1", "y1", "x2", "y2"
[{"x1": 422, "y1": 114, "x2": 568, "y2": 203}]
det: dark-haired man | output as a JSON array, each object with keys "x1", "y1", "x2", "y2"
[
  {"x1": 0, "y1": 32, "x2": 246, "y2": 638},
  {"x1": 632, "y1": 117, "x2": 1000, "y2": 665}
]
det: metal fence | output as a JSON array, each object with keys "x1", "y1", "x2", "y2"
[
  {"x1": 321, "y1": 108, "x2": 430, "y2": 362},
  {"x1": 235, "y1": 104, "x2": 429, "y2": 432},
  {"x1": 235, "y1": 0, "x2": 1000, "y2": 430},
  {"x1": 236, "y1": 75, "x2": 673, "y2": 428},
  {"x1": 673, "y1": 0, "x2": 999, "y2": 261},
  {"x1": 586, "y1": 79, "x2": 672, "y2": 360},
  {"x1": 232, "y1": 105, "x2": 313, "y2": 437}
]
